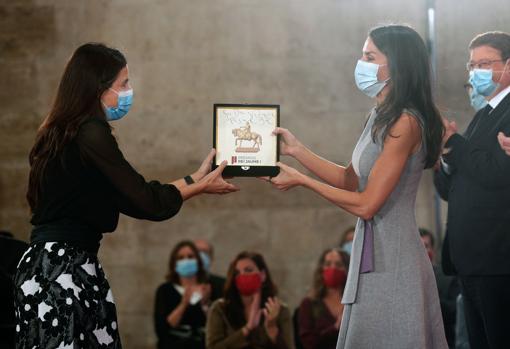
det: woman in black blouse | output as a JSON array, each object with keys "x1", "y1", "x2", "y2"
[{"x1": 14, "y1": 43, "x2": 238, "y2": 349}]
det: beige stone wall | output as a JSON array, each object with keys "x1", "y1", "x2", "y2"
[{"x1": 2, "y1": 1, "x2": 509, "y2": 348}]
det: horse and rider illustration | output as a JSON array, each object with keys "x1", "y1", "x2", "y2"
[{"x1": 232, "y1": 122, "x2": 262, "y2": 152}]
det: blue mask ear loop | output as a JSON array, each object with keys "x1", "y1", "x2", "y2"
[
  {"x1": 100, "y1": 88, "x2": 118, "y2": 108},
  {"x1": 378, "y1": 63, "x2": 389, "y2": 77},
  {"x1": 100, "y1": 88, "x2": 121, "y2": 118},
  {"x1": 489, "y1": 59, "x2": 510, "y2": 95},
  {"x1": 483, "y1": 60, "x2": 509, "y2": 100},
  {"x1": 377, "y1": 63, "x2": 391, "y2": 94},
  {"x1": 497, "y1": 59, "x2": 510, "y2": 86}
]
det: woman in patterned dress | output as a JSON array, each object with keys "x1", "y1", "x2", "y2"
[{"x1": 15, "y1": 42, "x2": 238, "y2": 349}]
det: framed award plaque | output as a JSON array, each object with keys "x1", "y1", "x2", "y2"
[{"x1": 213, "y1": 104, "x2": 280, "y2": 177}]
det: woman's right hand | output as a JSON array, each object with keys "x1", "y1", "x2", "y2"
[
  {"x1": 334, "y1": 304, "x2": 344, "y2": 329},
  {"x1": 441, "y1": 117, "x2": 457, "y2": 149},
  {"x1": 245, "y1": 292, "x2": 262, "y2": 331},
  {"x1": 199, "y1": 161, "x2": 239, "y2": 195},
  {"x1": 273, "y1": 127, "x2": 303, "y2": 157},
  {"x1": 180, "y1": 285, "x2": 193, "y2": 306}
]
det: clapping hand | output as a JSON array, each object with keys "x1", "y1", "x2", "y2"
[
  {"x1": 498, "y1": 132, "x2": 510, "y2": 156},
  {"x1": 245, "y1": 292, "x2": 262, "y2": 332},
  {"x1": 442, "y1": 117, "x2": 458, "y2": 149},
  {"x1": 263, "y1": 297, "x2": 281, "y2": 327},
  {"x1": 180, "y1": 285, "x2": 194, "y2": 306},
  {"x1": 334, "y1": 304, "x2": 344, "y2": 329}
]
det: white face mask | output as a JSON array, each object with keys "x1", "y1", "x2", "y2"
[{"x1": 354, "y1": 60, "x2": 390, "y2": 98}]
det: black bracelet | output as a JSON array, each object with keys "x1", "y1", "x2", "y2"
[{"x1": 184, "y1": 175, "x2": 195, "y2": 185}]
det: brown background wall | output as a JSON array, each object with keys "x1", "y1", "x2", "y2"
[{"x1": 1, "y1": 1, "x2": 509, "y2": 347}]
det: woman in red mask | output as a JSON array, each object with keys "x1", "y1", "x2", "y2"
[
  {"x1": 206, "y1": 251, "x2": 294, "y2": 349},
  {"x1": 297, "y1": 248, "x2": 349, "y2": 349}
]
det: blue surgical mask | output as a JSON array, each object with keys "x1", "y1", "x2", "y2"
[
  {"x1": 469, "y1": 69, "x2": 498, "y2": 97},
  {"x1": 175, "y1": 258, "x2": 198, "y2": 277},
  {"x1": 354, "y1": 60, "x2": 389, "y2": 98},
  {"x1": 199, "y1": 251, "x2": 211, "y2": 272},
  {"x1": 103, "y1": 88, "x2": 133, "y2": 121},
  {"x1": 469, "y1": 89, "x2": 488, "y2": 111},
  {"x1": 341, "y1": 241, "x2": 353, "y2": 255}
]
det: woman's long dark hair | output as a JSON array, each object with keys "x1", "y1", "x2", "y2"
[
  {"x1": 27, "y1": 43, "x2": 127, "y2": 211},
  {"x1": 369, "y1": 24, "x2": 444, "y2": 169},
  {"x1": 222, "y1": 251, "x2": 278, "y2": 329},
  {"x1": 310, "y1": 248, "x2": 350, "y2": 300},
  {"x1": 166, "y1": 240, "x2": 207, "y2": 284}
]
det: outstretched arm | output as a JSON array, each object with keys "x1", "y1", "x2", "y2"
[
  {"x1": 78, "y1": 120, "x2": 238, "y2": 221},
  {"x1": 271, "y1": 114, "x2": 421, "y2": 220}
]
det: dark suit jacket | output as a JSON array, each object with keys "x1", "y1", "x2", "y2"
[
  {"x1": 208, "y1": 273, "x2": 226, "y2": 302},
  {"x1": 434, "y1": 92, "x2": 510, "y2": 276}
]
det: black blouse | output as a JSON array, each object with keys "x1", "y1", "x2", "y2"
[
  {"x1": 30, "y1": 118, "x2": 183, "y2": 250},
  {"x1": 154, "y1": 282, "x2": 206, "y2": 349}
]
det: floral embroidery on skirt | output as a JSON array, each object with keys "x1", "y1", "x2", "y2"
[{"x1": 14, "y1": 242, "x2": 122, "y2": 349}]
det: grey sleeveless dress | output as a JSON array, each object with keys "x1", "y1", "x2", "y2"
[{"x1": 336, "y1": 109, "x2": 448, "y2": 349}]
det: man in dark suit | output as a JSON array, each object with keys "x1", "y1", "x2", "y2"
[{"x1": 435, "y1": 31, "x2": 510, "y2": 349}]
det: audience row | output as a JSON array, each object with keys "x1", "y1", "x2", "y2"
[{"x1": 154, "y1": 239, "x2": 350, "y2": 349}]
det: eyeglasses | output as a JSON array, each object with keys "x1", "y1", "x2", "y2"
[{"x1": 466, "y1": 59, "x2": 504, "y2": 71}]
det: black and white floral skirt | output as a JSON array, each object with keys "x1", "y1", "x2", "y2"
[{"x1": 14, "y1": 242, "x2": 122, "y2": 349}]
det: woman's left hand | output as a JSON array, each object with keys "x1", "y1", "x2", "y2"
[
  {"x1": 263, "y1": 297, "x2": 281, "y2": 327},
  {"x1": 264, "y1": 162, "x2": 304, "y2": 191}
]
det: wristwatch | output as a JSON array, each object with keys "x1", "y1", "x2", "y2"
[{"x1": 184, "y1": 175, "x2": 195, "y2": 185}]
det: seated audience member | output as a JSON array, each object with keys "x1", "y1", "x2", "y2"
[
  {"x1": 206, "y1": 251, "x2": 294, "y2": 349},
  {"x1": 297, "y1": 248, "x2": 349, "y2": 349},
  {"x1": 419, "y1": 228, "x2": 460, "y2": 348},
  {"x1": 194, "y1": 238, "x2": 226, "y2": 302},
  {"x1": 0, "y1": 231, "x2": 28, "y2": 349},
  {"x1": 154, "y1": 240, "x2": 212, "y2": 349},
  {"x1": 338, "y1": 226, "x2": 355, "y2": 255}
]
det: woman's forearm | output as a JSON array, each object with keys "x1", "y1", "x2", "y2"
[
  {"x1": 300, "y1": 175, "x2": 373, "y2": 220},
  {"x1": 171, "y1": 177, "x2": 205, "y2": 201},
  {"x1": 293, "y1": 146, "x2": 357, "y2": 191},
  {"x1": 265, "y1": 324, "x2": 279, "y2": 344},
  {"x1": 167, "y1": 302, "x2": 188, "y2": 327}
]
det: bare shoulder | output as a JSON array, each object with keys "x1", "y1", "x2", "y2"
[
  {"x1": 392, "y1": 112, "x2": 421, "y2": 136},
  {"x1": 385, "y1": 112, "x2": 422, "y2": 153}
]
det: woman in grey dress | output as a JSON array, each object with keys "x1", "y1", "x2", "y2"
[{"x1": 266, "y1": 25, "x2": 448, "y2": 348}]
